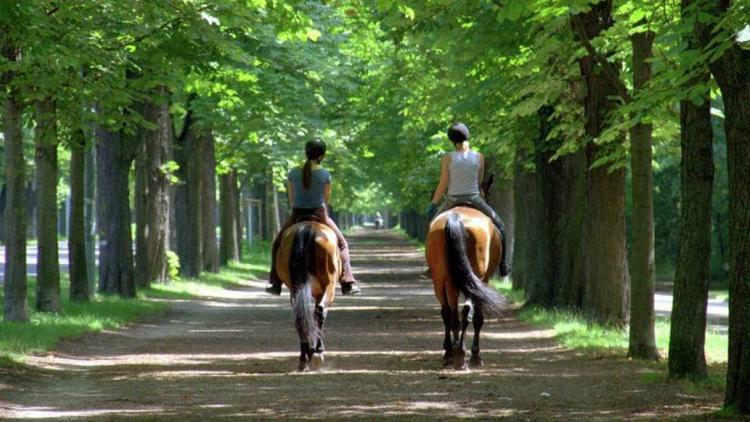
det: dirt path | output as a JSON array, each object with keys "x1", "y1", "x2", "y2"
[{"x1": 0, "y1": 229, "x2": 723, "y2": 420}]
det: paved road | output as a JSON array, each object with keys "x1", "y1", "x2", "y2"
[{"x1": 0, "y1": 230, "x2": 721, "y2": 419}]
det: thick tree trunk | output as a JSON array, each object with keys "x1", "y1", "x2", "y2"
[
  {"x1": 668, "y1": 74, "x2": 713, "y2": 379},
  {"x1": 719, "y1": 71, "x2": 750, "y2": 416},
  {"x1": 34, "y1": 97, "x2": 61, "y2": 312},
  {"x1": 220, "y1": 171, "x2": 240, "y2": 265},
  {"x1": 2, "y1": 51, "x2": 28, "y2": 321},
  {"x1": 134, "y1": 132, "x2": 149, "y2": 287},
  {"x1": 511, "y1": 143, "x2": 544, "y2": 295},
  {"x1": 573, "y1": 3, "x2": 630, "y2": 326},
  {"x1": 174, "y1": 104, "x2": 202, "y2": 278},
  {"x1": 96, "y1": 123, "x2": 136, "y2": 297},
  {"x1": 68, "y1": 129, "x2": 89, "y2": 302},
  {"x1": 628, "y1": 29, "x2": 659, "y2": 360},
  {"x1": 200, "y1": 132, "x2": 219, "y2": 273},
  {"x1": 84, "y1": 144, "x2": 96, "y2": 292},
  {"x1": 144, "y1": 93, "x2": 172, "y2": 284},
  {"x1": 709, "y1": 42, "x2": 750, "y2": 416}
]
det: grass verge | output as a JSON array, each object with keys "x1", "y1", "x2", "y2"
[
  {"x1": 493, "y1": 280, "x2": 728, "y2": 363},
  {"x1": 0, "y1": 242, "x2": 271, "y2": 362}
]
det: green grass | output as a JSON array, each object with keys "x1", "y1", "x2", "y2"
[
  {"x1": 492, "y1": 280, "x2": 728, "y2": 363},
  {"x1": 0, "y1": 241, "x2": 272, "y2": 362},
  {"x1": 0, "y1": 277, "x2": 167, "y2": 361}
]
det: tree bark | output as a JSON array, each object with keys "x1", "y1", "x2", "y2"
[
  {"x1": 174, "y1": 102, "x2": 202, "y2": 278},
  {"x1": 144, "y1": 92, "x2": 172, "y2": 284},
  {"x1": 718, "y1": 63, "x2": 750, "y2": 416},
  {"x1": 573, "y1": 2, "x2": 630, "y2": 326},
  {"x1": 220, "y1": 171, "x2": 240, "y2": 265},
  {"x1": 95, "y1": 121, "x2": 136, "y2": 297},
  {"x1": 68, "y1": 129, "x2": 89, "y2": 302},
  {"x1": 628, "y1": 28, "x2": 659, "y2": 360},
  {"x1": 134, "y1": 128, "x2": 149, "y2": 287},
  {"x1": 2, "y1": 43, "x2": 28, "y2": 322},
  {"x1": 686, "y1": 0, "x2": 750, "y2": 410},
  {"x1": 511, "y1": 142, "x2": 544, "y2": 295},
  {"x1": 34, "y1": 96, "x2": 61, "y2": 312},
  {"x1": 668, "y1": 73, "x2": 713, "y2": 379},
  {"x1": 84, "y1": 143, "x2": 96, "y2": 292},
  {"x1": 200, "y1": 132, "x2": 219, "y2": 273},
  {"x1": 235, "y1": 177, "x2": 243, "y2": 257}
]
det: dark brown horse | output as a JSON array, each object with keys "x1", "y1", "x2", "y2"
[
  {"x1": 425, "y1": 185, "x2": 507, "y2": 369},
  {"x1": 275, "y1": 221, "x2": 341, "y2": 371}
]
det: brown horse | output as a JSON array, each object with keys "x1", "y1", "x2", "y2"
[
  {"x1": 425, "y1": 206, "x2": 507, "y2": 369},
  {"x1": 275, "y1": 221, "x2": 341, "y2": 371}
]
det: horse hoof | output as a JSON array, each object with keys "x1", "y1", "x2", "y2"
[
  {"x1": 455, "y1": 361, "x2": 468, "y2": 371},
  {"x1": 298, "y1": 361, "x2": 309, "y2": 372},
  {"x1": 469, "y1": 356, "x2": 483, "y2": 368},
  {"x1": 309, "y1": 353, "x2": 324, "y2": 371}
]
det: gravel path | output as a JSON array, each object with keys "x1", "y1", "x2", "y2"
[{"x1": 0, "y1": 229, "x2": 723, "y2": 420}]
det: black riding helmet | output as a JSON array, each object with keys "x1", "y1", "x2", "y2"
[
  {"x1": 305, "y1": 139, "x2": 326, "y2": 162},
  {"x1": 447, "y1": 122, "x2": 470, "y2": 144}
]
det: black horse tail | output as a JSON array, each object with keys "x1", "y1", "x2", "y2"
[
  {"x1": 290, "y1": 224, "x2": 320, "y2": 344},
  {"x1": 444, "y1": 213, "x2": 507, "y2": 316}
]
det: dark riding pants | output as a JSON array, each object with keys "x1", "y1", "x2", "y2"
[{"x1": 439, "y1": 194, "x2": 506, "y2": 235}]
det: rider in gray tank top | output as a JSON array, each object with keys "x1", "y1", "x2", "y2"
[
  {"x1": 425, "y1": 122, "x2": 511, "y2": 277},
  {"x1": 447, "y1": 150, "x2": 481, "y2": 196}
]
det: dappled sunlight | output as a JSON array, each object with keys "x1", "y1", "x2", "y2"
[{"x1": 2, "y1": 229, "x2": 724, "y2": 421}]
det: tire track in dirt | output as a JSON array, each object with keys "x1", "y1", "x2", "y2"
[{"x1": 0, "y1": 229, "x2": 722, "y2": 420}]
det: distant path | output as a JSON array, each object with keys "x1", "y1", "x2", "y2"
[
  {"x1": 0, "y1": 241, "x2": 730, "y2": 332},
  {"x1": 1, "y1": 229, "x2": 721, "y2": 420}
]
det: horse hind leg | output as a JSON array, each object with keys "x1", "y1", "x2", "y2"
[
  {"x1": 298, "y1": 341, "x2": 311, "y2": 372},
  {"x1": 441, "y1": 304, "x2": 454, "y2": 367},
  {"x1": 309, "y1": 304, "x2": 327, "y2": 371},
  {"x1": 454, "y1": 299, "x2": 473, "y2": 370},
  {"x1": 470, "y1": 305, "x2": 484, "y2": 368}
]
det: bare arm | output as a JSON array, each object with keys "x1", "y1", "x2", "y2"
[
  {"x1": 431, "y1": 154, "x2": 451, "y2": 205},
  {"x1": 323, "y1": 183, "x2": 331, "y2": 204}
]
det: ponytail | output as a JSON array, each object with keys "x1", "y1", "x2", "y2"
[
  {"x1": 302, "y1": 139, "x2": 326, "y2": 190},
  {"x1": 302, "y1": 160, "x2": 313, "y2": 190}
]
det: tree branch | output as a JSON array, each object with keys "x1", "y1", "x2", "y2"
[{"x1": 571, "y1": 16, "x2": 632, "y2": 103}]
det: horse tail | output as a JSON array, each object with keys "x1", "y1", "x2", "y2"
[
  {"x1": 444, "y1": 213, "x2": 507, "y2": 316},
  {"x1": 290, "y1": 224, "x2": 320, "y2": 344}
]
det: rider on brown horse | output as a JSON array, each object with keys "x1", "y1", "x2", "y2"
[
  {"x1": 265, "y1": 139, "x2": 362, "y2": 296},
  {"x1": 426, "y1": 123, "x2": 511, "y2": 277}
]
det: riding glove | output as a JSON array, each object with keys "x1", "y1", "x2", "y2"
[{"x1": 426, "y1": 202, "x2": 438, "y2": 220}]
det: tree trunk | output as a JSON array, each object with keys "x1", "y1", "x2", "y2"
[
  {"x1": 96, "y1": 122, "x2": 136, "y2": 297},
  {"x1": 144, "y1": 93, "x2": 172, "y2": 284},
  {"x1": 34, "y1": 97, "x2": 61, "y2": 312},
  {"x1": 511, "y1": 142, "x2": 544, "y2": 295},
  {"x1": 628, "y1": 28, "x2": 659, "y2": 360},
  {"x1": 220, "y1": 171, "x2": 240, "y2": 265},
  {"x1": 573, "y1": 3, "x2": 630, "y2": 326},
  {"x1": 84, "y1": 143, "x2": 96, "y2": 292},
  {"x1": 134, "y1": 130, "x2": 149, "y2": 287},
  {"x1": 668, "y1": 73, "x2": 713, "y2": 379},
  {"x1": 174, "y1": 104, "x2": 202, "y2": 278},
  {"x1": 200, "y1": 132, "x2": 219, "y2": 272},
  {"x1": 2, "y1": 46, "x2": 28, "y2": 321},
  {"x1": 69, "y1": 129, "x2": 89, "y2": 302},
  {"x1": 235, "y1": 179, "x2": 243, "y2": 257},
  {"x1": 706, "y1": 32, "x2": 750, "y2": 417}
]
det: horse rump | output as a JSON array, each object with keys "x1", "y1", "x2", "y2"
[{"x1": 444, "y1": 212, "x2": 507, "y2": 316}]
